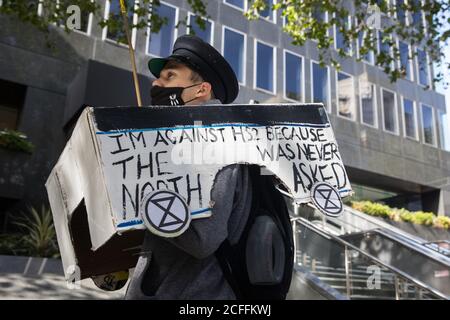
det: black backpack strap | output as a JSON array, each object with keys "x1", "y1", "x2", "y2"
[
  {"x1": 216, "y1": 239, "x2": 243, "y2": 299},
  {"x1": 215, "y1": 166, "x2": 260, "y2": 300}
]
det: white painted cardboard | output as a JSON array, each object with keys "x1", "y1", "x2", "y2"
[{"x1": 46, "y1": 105, "x2": 352, "y2": 279}]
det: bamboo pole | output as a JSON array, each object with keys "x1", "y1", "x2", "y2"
[{"x1": 119, "y1": 0, "x2": 142, "y2": 107}]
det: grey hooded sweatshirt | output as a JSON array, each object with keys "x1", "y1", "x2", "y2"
[{"x1": 125, "y1": 100, "x2": 252, "y2": 300}]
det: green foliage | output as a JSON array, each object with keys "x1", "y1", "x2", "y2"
[
  {"x1": 245, "y1": 0, "x2": 449, "y2": 88},
  {"x1": 435, "y1": 215, "x2": 450, "y2": 229},
  {"x1": 0, "y1": 129, "x2": 34, "y2": 153},
  {"x1": 0, "y1": 0, "x2": 208, "y2": 46},
  {"x1": 13, "y1": 205, "x2": 60, "y2": 258},
  {"x1": 351, "y1": 200, "x2": 450, "y2": 229},
  {"x1": 0, "y1": 0, "x2": 448, "y2": 86},
  {"x1": 0, "y1": 233, "x2": 28, "y2": 256}
]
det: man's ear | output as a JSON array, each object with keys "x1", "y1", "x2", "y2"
[{"x1": 195, "y1": 82, "x2": 212, "y2": 98}]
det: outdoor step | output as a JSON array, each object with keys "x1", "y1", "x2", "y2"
[
  {"x1": 308, "y1": 268, "x2": 394, "y2": 278},
  {"x1": 350, "y1": 295, "x2": 397, "y2": 300},
  {"x1": 310, "y1": 270, "x2": 394, "y2": 280},
  {"x1": 315, "y1": 276, "x2": 395, "y2": 286},
  {"x1": 329, "y1": 286, "x2": 396, "y2": 296}
]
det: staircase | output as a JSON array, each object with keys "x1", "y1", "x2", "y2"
[
  {"x1": 297, "y1": 251, "x2": 439, "y2": 300},
  {"x1": 289, "y1": 212, "x2": 449, "y2": 300}
]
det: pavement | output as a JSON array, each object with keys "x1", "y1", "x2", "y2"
[{"x1": 0, "y1": 273, "x2": 127, "y2": 300}]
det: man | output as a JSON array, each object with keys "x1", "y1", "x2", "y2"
[{"x1": 125, "y1": 35, "x2": 252, "y2": 299}]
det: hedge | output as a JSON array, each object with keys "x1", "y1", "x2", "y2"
[{"x1": 351, "y1": 201, "x2": 450, "y2": 230}]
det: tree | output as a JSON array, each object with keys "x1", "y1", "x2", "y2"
[
  {"x1": 1, "y1": 0, "x2": 449, "y2": 88},
  {"x1": 0, "y1": 0, "x2": 208, "y2": 44},
  {"x1": 246, "y1": 0, "x2": 449, "y2": 88}
]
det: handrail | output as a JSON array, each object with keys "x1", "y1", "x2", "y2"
[
  {"x1": 342, "y1": 205, "x2": 427, "y2": 244},
  {"x1": 291, "y1": 217, "x2": 449, "y2": 300},
  {"x1": 293, "y1": 265, "x2": 350, "y2": 300},
  {"x1": 307, "y1": 205, "x2": 450, "y2": 264},
  {"x1": 373, "y1": 228, "x2": 450, "y2": 266}
]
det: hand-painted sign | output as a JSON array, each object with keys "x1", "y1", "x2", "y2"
[{"x1": 93, "y1": 104, "x2": 352, "y2": 233}]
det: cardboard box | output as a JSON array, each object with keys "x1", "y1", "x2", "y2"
[{"x1": 46, "y1": 104, "x2": 352, "y2": 280}]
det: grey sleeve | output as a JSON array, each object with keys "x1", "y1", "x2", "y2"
[{"x1": 164, "y1": 165, "x2": 251, "y2": 259}]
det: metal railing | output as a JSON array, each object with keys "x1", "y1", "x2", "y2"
[{"x1": 292, "y1": 216, "x2": 449, "y2": 300}]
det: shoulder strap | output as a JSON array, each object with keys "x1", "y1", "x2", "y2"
[{"x1": 215, "y1": 239, "x2": 243, "y2": 299}]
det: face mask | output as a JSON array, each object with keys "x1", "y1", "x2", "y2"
[{"x1": 150, "y1": 83, "x2": 201, "y2": 106}]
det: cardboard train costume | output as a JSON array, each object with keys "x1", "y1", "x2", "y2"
[{"x1": 45, "y1": 35, "x2": 353, "y2": 298}]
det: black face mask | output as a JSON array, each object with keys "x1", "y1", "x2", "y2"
[{"x1": 150, "y1": 83, "x2": 201, "y2": 106}]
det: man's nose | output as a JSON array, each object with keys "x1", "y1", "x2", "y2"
[{"x1": 152, "y1": 78, "x2": 163, "y2": 87}]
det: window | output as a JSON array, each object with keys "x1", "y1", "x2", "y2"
[
  {"x1": 335, "y1": 15, "x2": 351, "y2": 55},
  {"x1": 79, "y1": 5, "x2": 92, "y2": 34},
  {"x1": 224, "y1": 0, "x2": 245, "y2": 10},
  {"x1": 438, "y1": 110, "x2": 448, "y2": 150},
  {"x1": 259, "y1": 0, "x2": 275, "y2": 22},
  {"x1": 284, "y1": 51, "x2": 303, "y2": 101},
  {"x1": 105, "y1": 0, "x2": 136, "y2": 45},
  {"x1": 421, "y1": 104, "x2": 435, "y2": 145},
  {"x1": 311, "y1": 61, "x2": 330, "y2": 110},
  {"x1": 223, "y1": 27, "x2": 246, "y2": 84},
  {"x1": 312, "y1": 7, "x2": 326, "y2": 23},
  {"x1": 417, "y1": 49, "x2": 429, "y2": 87},
  {"x1": 382, "y1": 89, "x2": 398, "y2": 134},
  {"x1": 188, "y1": 14, "x2": 213, "y2": 44},
  {"x1": 402, "y1": 98, "x2": 417, "y2": 139},
  {"x1": 358, "y1": 29, "x2": 375, "y2": 64},
  {"x1": 0, "y1": 79, "x2": 27, "y2": 130},
  {"x1": 378, "y1": 31, "x2": 394, "y2": 69},
  {"x1": 399, "y1": 41, "x2": 413, "y2": 81},
  {"x1": 396, "y1": 0, "x2": 406, "y2": 24},
  {"x1": 56, "y1": 0, "x2": 92, "y2": 34},
  {"x1": 411, "y1": 0, "x2": 424, "y2": 29},
  {"x1": 147, "y1": 2, "x2": 178, "y2": 57},
  {"x1": 359, "y1": 79, "x2": 377, "y2": 127},
  {"x1": 255, "y1": 41, "x2": 275, "y2": 93},
  {"x1": 336, "y1": 72, "x2": 355, "y2": 120}
]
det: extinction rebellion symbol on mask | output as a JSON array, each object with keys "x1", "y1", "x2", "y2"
[
  {"x1": 169, "y1": 94, "x2": 179, "y2": 106},
  {"x1": 310, "y1": 182, "x2": 343, "y2": 217},
  {"x1": 141, "y1": 190, "x2": 191, "y2": 237}
]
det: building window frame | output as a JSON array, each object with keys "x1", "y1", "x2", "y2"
[
  {"x1": 356, "y1": 25, "x2": 375, "y2": 65},
  {"x1": 221, "y1": 25, "x2": 247, "y2": 86},
  {"x1": 359, "y1": 80, "x2": 378, "y2": 128},
  {"x1": 310, "y1": 9, "x2": 330, "y2": 41},
  {"x1": 401, "y1": 96, "x2": 419, "y2": 141},
  {"x1": 259, "y1": 0, "x2": 277, "y2": 24},
  {"x1": 397, "y1": 39, "x2": 414, "y2": 82},
  {"x1": 381, "y1": 87, "x2": 400, "y2": 135},
  {"x1": 254, "y1": 39, "x2": 277, "y2": 95},
  {"x1": 283, "y1": 49, "x2": 305, "y2": 103},
  {"x1": 334, "y1": 14, "x2": 353, "y2": 56},
  {"x1": 103, "y1": 0, "x2": 138, "y2": 48},
  {"x1": 187, "y1": 12, "x2": 214, "y2": 45},
  {"x1": 416, "y1": 47, "x2": 431, "y2": 88},
  {"x1": 377, "y1": 31, "x2": 396, "y2": 71},
  {"x1": 310, "y1": 60, "x2": 331, "y2": 112},
  {"x1": 336, "y1": 70, "x2": 356, "y2": 121},
  {"x1": 144, "y1": 1, "x2": 179, "y2": 58},
  {"x1": 420, "y1": 103, "x2": 437, "y2": 147},
  {"x1": 223, "y1": 0, "x2": 247, "y2": 12}
]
